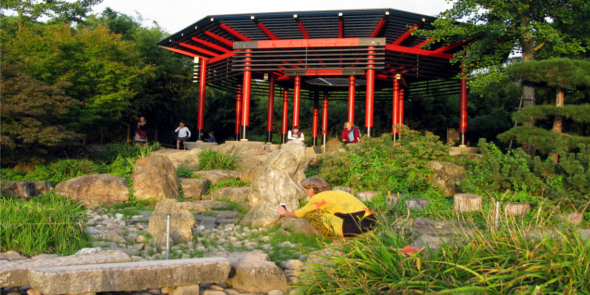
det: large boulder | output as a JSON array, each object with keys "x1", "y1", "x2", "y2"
[
  {"x1": 132, "y1": 155, "x2": 179, "y2": 201},
  {"x1": 211, "y1": 142, "x2": 270, "y2": 182},
  {"x1": 153, "y1": 148, "x2": 202, "y2": 169},
  {"x1": 194, "y1": 170, "x2": 240, "y2": 186},
  {"x1": 211, "y1": 187, "x2": 250, "y2": 202},
  {"x1": 204, "y1": 250, "x2": 288, "y2": 294},
  {"x1": 1, "y1": 180, "x2": 51, "y2": 199},
  {"x1": 149, "y1": 199, "x2": 196, "y2": 243},
  {"x1": 180, "y1": 178, "x2": 210, "y2": 200},
  {"x1": 427, "y1": 161, "x2": 465, "y2": 196},
  {"x1": 54, "y1": 175, "x2": 129, "y2": 207},
  {"x1": 241, "y1": 142, "x2": 307, "y2": 228},
  {"x1": 324, "y1": 137, "x2": 343, "y2": 153}
]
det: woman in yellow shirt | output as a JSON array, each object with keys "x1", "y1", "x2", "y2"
[{"x1": 277, "y1": 177, "x2": 376, "y2": 240}]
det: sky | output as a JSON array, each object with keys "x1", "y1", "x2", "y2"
[{"x1": 92, "y1": 0, "x2": 453, "y2": 34}]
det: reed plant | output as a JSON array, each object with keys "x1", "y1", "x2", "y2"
[
  {"x1": 0, "y1": 193, "x2": 89, "y2": 256},
  {"x1": 198, "y1": 149, "x2": 239, "y2": 171}
]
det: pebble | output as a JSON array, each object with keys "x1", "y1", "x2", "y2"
[
  {"x1": 209, "y1": 285, "x2": 224, "y2": 291},
  {"x1": 202, "y1": 291, "x2": 225, "y2": 295},
  {"x1": 7, "y1": 292, "x2": 21, "y2": 295},
  {"x1": 146, "y1": 289, "x2": 161, "y2": 294},
  {"x1": 259, "y1": 236, "x2": 270, "y2": 242},
  {"x1": 86, "y1": 219, "x2": 97, "y2": 226},
  {"x1": 137, "y1": 236, "x2": 147, "y2": 243},
  {"x1": 268, "y1": 290, "x2": 285, "y2": 295},
  {"x1": 161, "y1": 287, "x2": 170, "y2": 294}
]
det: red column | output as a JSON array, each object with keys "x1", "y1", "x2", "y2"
[
  {"x1": 312, "y1": 91, "x2": 319, "y2": 146},
  {"x1": 241, "y1": 49, "x2": 252, "y2": 141},
  {"x1": 281, "y1": 88, "x2": 289, "y2": 144},
  {"x1": 365, "y1": 46, "x2": 375, "y2": 137},
  {"x1": 392, "y1": 77, "x2": 399, "y2": 135},
  {"x1": 235, "y1": 84, "x2": 243, "y2": 141},
  {"x1": 460, "y1": 66, "x2": 468, "y2": 146},
  {"x1": 400, "y1": 88, "x2": 405, "y2": 126},
  {"x1": 322, "y1": 91, "x2": 329, "y2": 146},
  {"x1": 197, "y1": 58, "x2": 208, "y2": 141},
  {"x1": 348, "y1": 75, "x2": 355, "y2": 124},
  {"x1": 266, "y1": 75, "x2": 275, "y2": 144},
  {"x1": 292, "y1": 76, "x2": 301, "y2": 127}
]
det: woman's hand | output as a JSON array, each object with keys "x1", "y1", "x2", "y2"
[{"x1": 278, "y1": 206, "x2": 297, "y2": 217}]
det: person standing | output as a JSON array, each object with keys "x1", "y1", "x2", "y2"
[
  {"x1": 134, "y1": 116, "x2": 148, "y2": 145},
  {"x1": 342, "y1": 122, "x2": 361, "y2": 145},
  {"x1": 287, "y1": 126, "x2": 305, "y2": 143},
  {"x1": 175, "y1": 122, "x2": 191, "y2": 150}
]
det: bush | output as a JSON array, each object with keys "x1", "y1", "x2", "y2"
[
  {"x1": 318, "y1": 127, "x2": 450, "y2": 193},
  {"x1": 198, "y1": 149, "x2": 238, "y2": 171},
  {"x1": 207, "y1": 177, "x2": 251, "y2": 195},
  {"x1": 177, "y1": 166, "x2": 199, "y2": 178},
  {"x1": 101, "y1": 142, "x2": 161, "y2": 164},
  {"x1": 1, "y1": 159, "x2": 97, "y2": 186},
  {"x1": 0, "y1": 193, "x2": 89, "y2": 256}
]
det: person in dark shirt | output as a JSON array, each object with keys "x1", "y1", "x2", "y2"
[{"x1": 207, "y1": 131, "x2": 216, "y2": 143}]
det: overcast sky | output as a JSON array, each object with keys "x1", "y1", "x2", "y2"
[{"x1": 92, "y1": 0, "x2": 453, "y2": 34}]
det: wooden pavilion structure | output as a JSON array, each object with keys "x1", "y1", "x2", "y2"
[{"x1": 157, "y1": 8, "x2": 470, "y2": 146}]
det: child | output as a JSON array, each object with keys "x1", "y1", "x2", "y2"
[
  {"x1": 287, "y1": 126, "x2": 305, "y2": 142},
  {"x1": 175, "y1": 122, "x2": 191, "y2": 149},
  {"x1": 207, "y1": 131, "x2": 216, "y2": 143}
]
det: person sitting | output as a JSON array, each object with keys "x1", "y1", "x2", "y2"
[
  {"x1": 287, "y1": 126, "x2": 305, "y2": 143},
  {"x1": 278, "y1": 177, "x2": 376, "y2": 241},
  {"x1": 207, "y1": 131, "x2": 216, "y2": 143},
  {"x1": 175, "y1": 121, "x2": 191, "y2": 150},
  {"x1": 342, "y1": 122, "x2": 361, "y2": 145}
]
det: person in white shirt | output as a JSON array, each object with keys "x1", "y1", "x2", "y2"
[
  {"x1": 287, "y1": 126, "x2": 305, "y2": 143},
  {"x1": 175, "y1": 122, "x2": 191, "y2": 150}
]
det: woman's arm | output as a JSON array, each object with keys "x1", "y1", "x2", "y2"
[
  {"x1": 278, "y1": 206, "x2": 300, "y2": 218},
  {"x1": 342, "y1": 129, "x2": 348, "y2": 141},
  {"x1": 287, "y1": 130, "x2": 294, "y2": 140},
  {"x1": 175, "y1": 127, "x2": 180, "y2": 132},
  {"x1": 186, "y1": 128, "x2": 191, "y2": 138},
  {"x1": 299, "y1": 132, "x2": 305, "y2": 141}
]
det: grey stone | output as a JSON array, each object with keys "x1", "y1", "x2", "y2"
[
  {"x1": 170, "y1": 284, "x2": 200, "y2": 295},
  {"x1": 193, "y1": 170, "x2": 240, "y2": 186},
  {"x1": 28, "y1": 258, "x2": 231, "y2": 295},
  {"x1": 411, "y1": 234, "x2": 453, "y2": 254},
  {"x1": 127, "y1": 218, "x2": 150, "y2": 226},
  {"x1": 427, "y1": 161, "x2": 465, "y2": 196},
  {"x1": 268, "y1": 290, "x2": 285, "y2": 295},
  {"x1": 54, "y1": 175, "x2": 129, "y2": 207},
  {"x1": 149, "y1": 199, "x2": 196, "y2": 242},
  {"x1": 332, "y1": 186, "x2": 354, "y2": 195},
  {"x1": 211, "y1": 187, "x2": 250, "y2": 203},
  {"x1": 181, "y1": 178, "x2": 210, "y2": 200},
  {"x1": 411, "y1": 218, "x2": 473, "y2": 236},
  {"x1": 178, "y1": 201, "x2": 231, "y2": 212},
  {"x1": 0, "y1": 180, "x2": 51, "y2": 199},
  {"x1": 202, "y1": 291, "x2": 224, "y2": 295},
  {"x1": 132, "y1": 155, "x2": 180, "y2": 201},
  {"x1": 137, "y1": 235, "x2": 148, "y2": 243},
  {"x1": 199, "y1": 217, "x2": 217, "y2": 230},
  {"x1": 104, "y1": 231, "x2": 129, "y2": 243},
  {"x1": 216, "y1": 218, "x2": 239, "y2": 225},
  {"x1": 0, "y1": 250, "x2": 130, "y2": 288},
  {"x1": 356, "y1": 191, "x2": 378, "y2": 202},
  {"x1": 324, "y1": 138, "x2": 342, "y2": 153},
  {"x1": 281, "y1": 218, "x2": 320, "y2": 237}
]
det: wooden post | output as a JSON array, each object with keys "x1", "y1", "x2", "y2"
[
  {"x1": 504, "y1": 203, "x2": 531, "y2": 216},
  {"x1": 454, "y1": 194, "x2": 482, "y2": 211},
  {"x1": 405, "y1": 198, "x2": 429, "y2": 210}
]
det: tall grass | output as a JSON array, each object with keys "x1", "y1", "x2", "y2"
[
  {"x1": 198, "y1": 149, "x2": 239, "y2": 170},
  {"x1": 1, "y1": 159, "x2": 97, "y2": 186},
  {"x1": 296, "y1": 205, "x2": 590, "y2": 294},
  {"x1": 0, "y1": 193, "x2": 89, "y2": 256}
]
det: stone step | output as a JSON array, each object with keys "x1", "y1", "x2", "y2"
[
  {"x1": 0, "y1": 250, "x2": 131, "y2": 288},
  {"x1": 29, "y1": 258, "x2": 231, "y2": 295}
]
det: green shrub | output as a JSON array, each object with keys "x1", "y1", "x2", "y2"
[
  {"x1": 1, "y1": 159, "x2": 97, "y2": 186},
  {"x1": 318, "y1": 127, "x2": 450, "y2": 193},
  {"x1": 207, "y1": 178, "x2": 251, "y2": 195},
  {"x1": 0, "y1": 193, "x2": 89, "y2": 256},
  {"x1": 101, "y1": 142, "x2": 161, "y2": 164},
  {"x1": 198, "y1": 149, "x2": 238, "y2": 171},
  {"x1": 177, "y1": 166, "x2": 199, "y2": 178}
]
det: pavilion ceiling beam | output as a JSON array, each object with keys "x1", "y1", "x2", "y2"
[
  {"x1": 219, "y1": 23, "x2": 252, "y2": 41},
  {"x1": 252, "y1": 17, "x2": 280, "y2": 40},
  {"x1": 413, "y1": 38, "x2": 432, "y2": 49},
  {"x1": 390, "y1": 24, "x2": 417, "y2": 46},
  {"x1": 178, "y1": 42, "x2": 220, "y2": 57},
  {"x1": 293, "y1": 15, "x2": 310, "y2": 39},
  {"x1": 191, "y1": 37, "x2": 232, "y2": 53},
  {"x1": 370, "y1": 14, "x2": 389, "y2": 38},
  {"x1": 385, "y1": 44, "x2": 453, "y2": 59},
  {"x1": 432, "y1": 39, "x2": 471, "y2": 53},
  {"x1": 160, "y1": 46, "x2": 208, "y2": 60},
  {"x1": 203, "y1": 31, "x2": 234, "y2": 48}
]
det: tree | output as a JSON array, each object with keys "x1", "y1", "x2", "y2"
[{"x1": 1, "y1": 61, "x2": 80, "y2": 165}]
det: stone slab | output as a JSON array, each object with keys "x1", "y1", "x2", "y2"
[
  {"x1": 0, "y1": 250, "x2": 131, "y2": 288},
  {"x1": 178, "y1": 201, "x2": 230, "y2": 211},
  {"x1": 28, "y1": 258, "x2": 231, "y2": 295},
  {"x1": 184, "y1": 142, "x2": 217, "y2": 150}
]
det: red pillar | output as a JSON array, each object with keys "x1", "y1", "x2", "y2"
[
  {"x1": 365, "y1": 46, "x2": 375, "y2": 137},
  {"x1": 399, "y1": 88, "x2": 405, "y2": 126},
  {"x1": 197, "y1": 58, "x2": 207, "y2": 141},
  {"x1": 348, "y1": 75, "x2": 355, "y2": 124},
  {"x1": 322, "y1": 90, "x2": 329, "y2": 146},
  {"x1": 460, "y1": 66, "x2": 468, "y2": 146},
  {"x1": 266, "y1": 75, "x2": 275, "y2": 144},
  {"x1": 312, "y1": 91, "x2": 319, "y2": 146},
  {"x1": 235, "y1": 84, "x2": 243, "y2": 141},
  {"x1": 281, "y1": 88, "x2": 289, "y2": 144},
  {"x1": 241, "y1": 49, "x2": 252, "y2": 141},
  {"x1": 292, "y1": 76, "x2": 301, "y2": 127},
  {"x1": 392, "y1": 77, "x2": 399, "y2": 135}
]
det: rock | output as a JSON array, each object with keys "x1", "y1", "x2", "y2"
[
  {"x1": 235, "y1": 153, "x2": 269, "y2": 183},
  {"x1": 282, "y1": 260, "x2": 303, "y2": 270},
  {"x1": 202, "y1": 290, "x2": 224, "y2": 295},
  {"x1": 104, "y1": 231, "x2": 129, "y2": 243},
  {"x1": 216, "y1": 218, "x2": 239, "y2": 225},
  {"x1": 149, "y1": 199, "x2": 196, "y2": 242},
  {"x1": 28, "y1": 258, "x2": 231, "y2": 295},
  {"x1": 131, "y1": 256, "x2": 143, "y2": 262},
  {"x1": 324, "y1": 138, "x2": 343, "y2": 153},
  {"x1": 427, "y1": 161, "x2": 465, "y2": 196},
  {"x1": 31, "y1": 254, "x2": 58, "y2": 260},
  {"x1": 170, "y1": 284, "x2": 200, "y2": 295},
  {"x1": 281, "y1": 218, "x2": 321, "y2": 236},
  {"x1": 453, "y1": 194, "x2": 482, "y2": 212},
  {"x1": 0, "y1": 250, "x2": 131, "y2": 287},
  {"x1": 268, "y1": 290, "x2": 285, "y2": 295},
  {"x1": 153, "y1": 148, "x2": 202, "y2": 168},
  {"x1": 199, "y1": 217, "x2": 217, "y2": 229},
  {"x1": 306, "y1": 249, "x2": 343, "y2": 265},
  {"x1": 242, "y1": 142, "x2": 308, "y2": 228},
  {"x1": 178, "y1": 201, "x2": 230, "y2": 211},
  {"x1": 211, "y1": 187, "x2": 250, "y2": 203},
  {"x1": 566, "y1": 213, "x2": 584, "y2": 225},
  {"x1": 0, "y1": 180, "x2": 51, "y2": 199},
  {"x1": 132, "y1": 155, "x2": 180, "y2": 201},
  {"x1": 137, "y1": 235, "x2": 148, "y2": 243},
  {"x1": 203, "y1": 251, "x2": 288, "y2": 294},
  {"x1": 405, "y1": 198, "x2": 429, "y2": 210},
  {"x1": 209, "y1": 285, "x2": 224, "y2": 291},
  {"x1": 411, "y1": 234, "x2": 454, "y2": 254},
  {"x1": 26, "y1": 289, "x2": 41, "y2": 295},
  {"x1": 356, "y1": 191, "x2": 378, "y2": 202},
  {"x1": 180, "y1": 178, "x2": 210, "y2": 200},
  {"x1": 194, "y1": 170, "x2": 240, "y2": 186},
  {"x1": 53, "y1": 174, "x2": 129, "y2": 207},
  {"x1": 333, "y1": 186, "x2": 354, "y2": 195},
  {"x1": 504, "y1": 203, "x2": 531, "y2": 216}
]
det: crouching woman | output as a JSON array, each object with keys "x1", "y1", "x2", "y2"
[{"x1": 278, "y1": 177, "x2": 376, "y2": 240}]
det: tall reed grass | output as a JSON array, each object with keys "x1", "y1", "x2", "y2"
[{"x1": 198, "y1": 149, "x2": 239, "y2": 170}]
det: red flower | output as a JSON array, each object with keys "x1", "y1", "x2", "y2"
[
  {"x1": 312, "y1": 199, "x2": 329, "y2": 207},
  {"x1": 396, "y1": 246, "x2": 420, "y2": 256}
]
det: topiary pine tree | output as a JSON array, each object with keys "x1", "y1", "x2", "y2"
[{"x1": 499, "y1": 58, "x2": 590, "y2": 159}]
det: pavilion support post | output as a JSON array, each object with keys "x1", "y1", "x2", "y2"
[
  {"x1": 197, "y1": 58, "x2": 207, "y2": 142},
  {"x1": 235, "y1": 84, "x2": 242, "y2": 141},
  {"x1": 365, "y1": 46, "x2": 375, "y2": 137},
  {"x1": 266, "y1": 75, "x2": 275, "y2": 144},
  {"x1": 312, "y1": 91, "x2": 319, "y2": 146},
  {"x1": 460, "y1": 67, "x2": 468, "y2": 147},
  {"x1": 281, "y1": 88, "x2": 289, "y2": 144},
  {"x1": 241, "y1": 49, "x2": 252, "y2": 141},
  {"x1": 348, "y1": 75, "x2": 356, "y2": 124},
  {"x1": 400, "y1": 88, "x2": 405, "y2": 126},
  {"x1": 293, "y1": 76, "x2": 301, "y2": 128},
  {"x1": 392, "y1": 76, "x2": 399, "y2": 139},
  {"x1": 322, "y1": 90, "x2": 329, "y2": 151}
]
